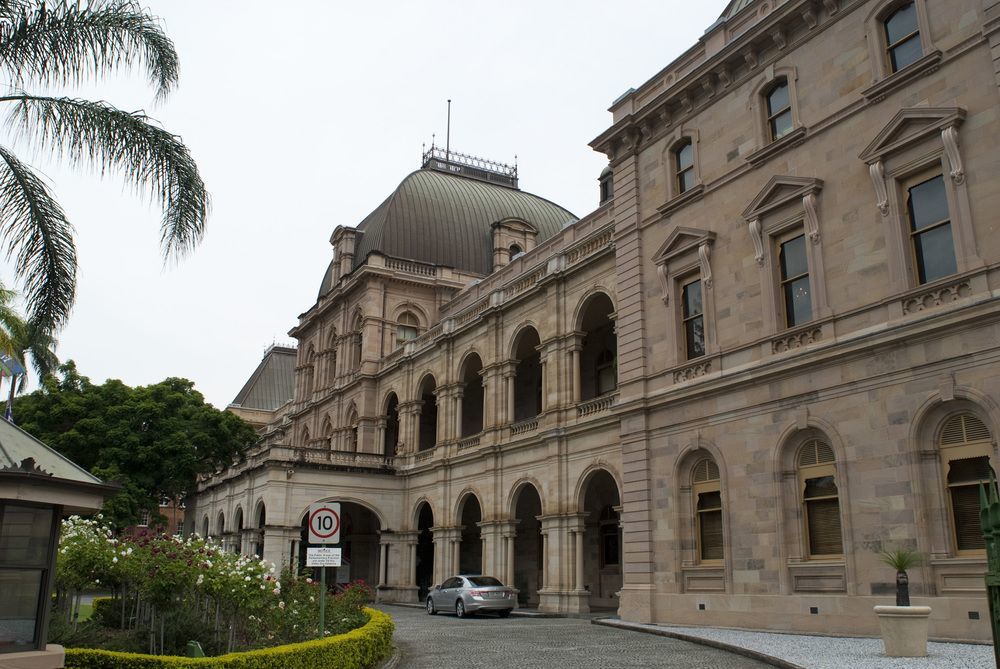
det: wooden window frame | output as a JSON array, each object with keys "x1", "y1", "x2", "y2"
[
  {"x1": 939, "y1": 414, "x2": 995, "y2": 556},
  {"x1": 903, "y1": 171, "x2": 956, "y2": 286},
  {"x1": 797, "y1": 440, "x2": 844, "y2": 559},
  {"x1": 883, "y1": 2, "x2": 922, "y2": 73},
  {"x1": 765, "y1": 79, "x2": 793, "y2": 142},
  {"x1": 777, "y1": 231, "x2": 812, "y2": 329},
  {"x1": 692, "y1": 460, "x2": 723, "y2": 565},
  {"x1": 675, "y1": 139, "x2": 696, "y2": 194},
  {"x1": 681, "y1": 276, "x2": 705, "y2": 361}
]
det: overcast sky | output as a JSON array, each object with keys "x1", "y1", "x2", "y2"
[{"x1": 3, "y1": 1, "x2": 723, "y2": 408}]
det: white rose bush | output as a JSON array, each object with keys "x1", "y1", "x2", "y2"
[{"x1": 52, "y1": 517, "x2": 372, "y2": 656}]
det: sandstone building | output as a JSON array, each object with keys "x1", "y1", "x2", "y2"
[{"x1": 188, "y1": 0, "x2": 1000, "y2": 640}]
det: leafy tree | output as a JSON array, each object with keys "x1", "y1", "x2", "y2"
[
  {"x1": 15, "y1": 361, "x2": 257, "y2": 527},
  {"x1": 0, "y1": 0, "x2": 208, "y2": 335}
]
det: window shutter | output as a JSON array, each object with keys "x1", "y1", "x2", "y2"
[
  {"x1": 806, "y1": 498, "x2": 843, "y2": 555},
  {"x1": 798, "y1": 439, "x2": 835, "y2": 467},
  {"x1": 952, "y1": 485, "x2": 985, "y2": 551},
  {"x1": 942, "y1": 413, "x2": 992, "y2": 446},
  {"x1": 699, "y1": 510, "x2": 724, "y2": 560},
  {"x1": 693, "y1": 459, "x2": 719, "y2": 483}
]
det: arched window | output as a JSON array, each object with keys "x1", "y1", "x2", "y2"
[
  {"x1": 884, "y1": 2, "x2": 921, "y2": 73},
  {"x1": 509, "y1": 244, "x2": 523, "y2": 259},
  {"x1": 692, "y1": 459, "x2": 723, "y2": 562},
  {"x1": 397, "y1": 311, "x2": 419, "y2": 344},
  {"x1": 765, "y1": 79, "x2": 792, "y2": 141},
  {"x1": 675, "y1": 139, "x2": 695, "y2": 193},
  {"x1": 797, "y1": 439, "x2": 843, "y2": 557},
  {"x1": 599, "y1": 165, "x2": 613, "y2": 204},
  {"x1": 940, "y1": 413, "x2": 994, "y2": 553}
]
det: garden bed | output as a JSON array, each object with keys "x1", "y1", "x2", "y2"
[{"x1": 63, "y1": 607, "x2": 394, "y2": 669}]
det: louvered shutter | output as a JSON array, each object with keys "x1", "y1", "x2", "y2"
[
  {"x1": 806, "y1": 498, "x2": 844, "y2": 555},
  {"x1": 952, "y1": 486, "x2": 985, "y2": 551},
  {"x1": 699, "y1": 509, "x2": 724, "y2": 560}
]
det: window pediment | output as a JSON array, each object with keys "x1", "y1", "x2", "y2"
[
  {"x1": 492, "y1": 217, "x2": 538, "y2": 234},
  {"x1": 653, "y1": 227, "x2": 716, "y2": 265},
  {"x1": 742, "y1": 175, "x2": 823, "y2": 222},
  {"x1": 859, "y1": 107, "x2": 965, "y2": 164}
]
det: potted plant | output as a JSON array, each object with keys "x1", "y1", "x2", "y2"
[{"x1": 873, "y1": 547, "x2": 931, "y2": 657}]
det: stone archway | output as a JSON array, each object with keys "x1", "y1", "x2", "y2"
[
  {"x1": 580, "y1": 469, "x2": 621, "y2": 610},
  {"x1": 299, "y1": 502, "x2": 382, "y2": 587},
  {"x1": 458, "y1": 495, "x2": 483, "y2": 575},
  {"x1": 415, "y1": 502, "x2": 434, "y2": 600},
  {"x1": 512, "y1": 484, "x2": 543, "y2": 607}
]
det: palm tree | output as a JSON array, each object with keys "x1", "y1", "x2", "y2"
[
  {"x1": 0, "y1": 0, "x2": 207, "y2": 335},
  {"x1": 0, "y1": 279, "x2": 57, "y2": 387}
]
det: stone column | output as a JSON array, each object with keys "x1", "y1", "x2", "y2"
[
  {"x1": 506, "y1": 532, "x2": 515, "y2": 586},
  {"x1": 571, "y1": 345, "x2": 582, "y2": 403},
  {"x1": 375, "y1": 418, "x2": 386, "y2": 456},
  {"x1": 574, "y1": 528, "x2": 584, "y2": 591},
  {"x1": 505, "y1": 369, "x2": 515, "y2": 423}
]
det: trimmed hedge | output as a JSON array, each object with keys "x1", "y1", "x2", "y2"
[{"x1": 64, "y1": 607, "x2": 394, "y2": 669}]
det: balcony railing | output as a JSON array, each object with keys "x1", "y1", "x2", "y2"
[
  {"x1": 576, "y1": 394, "x2": 616, "y2": 417},
  {"x1": 510, "y1": 418, "x2": 539, "y2": 436},
  {"x1": 457, "y1": 434, "x2": 481, "y2": 450}
]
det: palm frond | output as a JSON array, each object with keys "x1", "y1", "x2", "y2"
[
  {"x1": 0, "y1": 144, "x2": 75, "y2": 332},
  {"x1": 0, "y1": 0, "x2": 178, "y2": 100},
  {"x1": 4, "y1": 94, "x2": 207, "y2": 259}
]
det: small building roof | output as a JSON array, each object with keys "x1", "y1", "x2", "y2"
[
  {"x1": 0, "y1": 418, "x2": 101, "y2": 484},
  {"x1": 231, "y1": 345, "x2": 297, "y2": 411}
]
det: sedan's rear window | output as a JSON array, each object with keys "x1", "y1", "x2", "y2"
[{"x1": 467, "y1": 576, "x2": 503, "y2": 587}]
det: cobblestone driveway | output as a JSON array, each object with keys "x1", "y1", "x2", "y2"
[{"x1": 381, "y1": 605, "x2": 771, "y2": 669}]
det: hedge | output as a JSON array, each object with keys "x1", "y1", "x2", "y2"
[{"x1": 64, "y1": 607, "x2": 394, "y2": 669}]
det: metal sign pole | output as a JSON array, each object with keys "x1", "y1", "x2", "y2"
[{"x1": 319, "y1": 567, "x2": 326, "y2": 638}]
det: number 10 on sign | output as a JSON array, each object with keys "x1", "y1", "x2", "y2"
[{"x1": 308, "y1": 502, "x2": 341, "y2": 544}]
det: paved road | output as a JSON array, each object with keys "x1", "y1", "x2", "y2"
[{"x1": 381, "y1": 605, "x2": 772, "y2": 669}]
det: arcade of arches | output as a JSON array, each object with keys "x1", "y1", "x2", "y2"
[{"x1": 225, "y1": 469, "x2": 622, "y2": 613}]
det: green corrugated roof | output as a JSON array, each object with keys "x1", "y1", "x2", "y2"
[
  {"x1": 0, "y1": 418, "x2": 102, "y2": 483},
  {"x1": 320, "y1": 169, "x2": 576, "y2": 296}
]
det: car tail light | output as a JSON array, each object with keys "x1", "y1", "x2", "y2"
[{"x1": 468, "y1": 589, "x2": 483, "y2": 597}]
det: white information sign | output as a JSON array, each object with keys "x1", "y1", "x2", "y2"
[
  {"x1": 306, "y1": 547, "x2": 342, "y2": 568},
  {"x1": 308, "y1": 502, "x2": 341, "y2": 544}
]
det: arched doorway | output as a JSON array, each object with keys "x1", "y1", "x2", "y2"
[
  {"x1": 580, "y1": 470, "x2": 621, "y2": 610},
  {"x1": 460, "y1": 354, "x2": 484, "y2": 437},
  {"x1": 458, "y1": 494, "x2": 482, "y2": 574},
  {"x1": 417, "y1": 375, "x2": 438, "y2": 451},
  {"x1": 415, "y1": 502, "x2": 434, "y2": 600},
  {"x1": 384, "y1": 393, "x2": 399, "y2": 457},
  {"x1": 299, "y1": 502, "x2": 382, "y2": 589},
  {"x1": 253, "y1": 502, "x2": 266, "y2": 558},
  {"x1": 578, "y1": 293, "x2": 617, "y2": 401},
  {"x1": 233, "y1": 508, "x2": 244, "y2": 554},
  {"x1": 512, "y1": 327, "x2": 542, "y2": 421},
  {"x1": 512, "y1": 484, "x2": 543, "y2": 607}
]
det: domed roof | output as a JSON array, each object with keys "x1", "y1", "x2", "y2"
[{"x1": 319, "y1": 168, "x2": 576, "y2": 297}]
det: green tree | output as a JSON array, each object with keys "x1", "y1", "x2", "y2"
[
  {"x1": 0, "y1": 0, "x2": 208, "y2": 335},
  {"x1": 14, "y1": 361, "x2": 257, "y2": 527}
]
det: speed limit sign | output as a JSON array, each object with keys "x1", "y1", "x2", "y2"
[{"x1": 308, "y1": 502, "x2": 341, "y2": 544}]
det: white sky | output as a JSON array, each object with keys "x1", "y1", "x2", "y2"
[{"x1": 4, "y1": 1, "x2": 723, "y2": 407}]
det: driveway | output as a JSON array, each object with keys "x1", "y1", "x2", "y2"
[{"x1": 381, "y1": 605, "x2": 772, "y2": 669}]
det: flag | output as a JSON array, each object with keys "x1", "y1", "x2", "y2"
[{"x1": 0, "y1": 353, "x2": 25, "y2": 376}]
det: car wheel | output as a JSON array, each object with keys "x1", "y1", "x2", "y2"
[
  {"x1": 426, "y1": 598, "x2": 436, "y2": 615},
  {"x1": 456, "y1": 600, "x2": 466, "y2": 618},
  {"x1": 498, "y1": 609, "x2": 511, "y2": 618}
]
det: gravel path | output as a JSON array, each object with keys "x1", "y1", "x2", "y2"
[{"x1": 598, "y1": 620, "x2": 993, "y2": 669}]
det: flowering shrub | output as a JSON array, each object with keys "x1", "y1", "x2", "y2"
[{"x1": 52, "y1": 517, "x2": 370, "y2": 656}]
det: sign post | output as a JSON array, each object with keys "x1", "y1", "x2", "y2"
[{"x1": 307, "y1": 503, "x2": 341, "y2": 638}]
